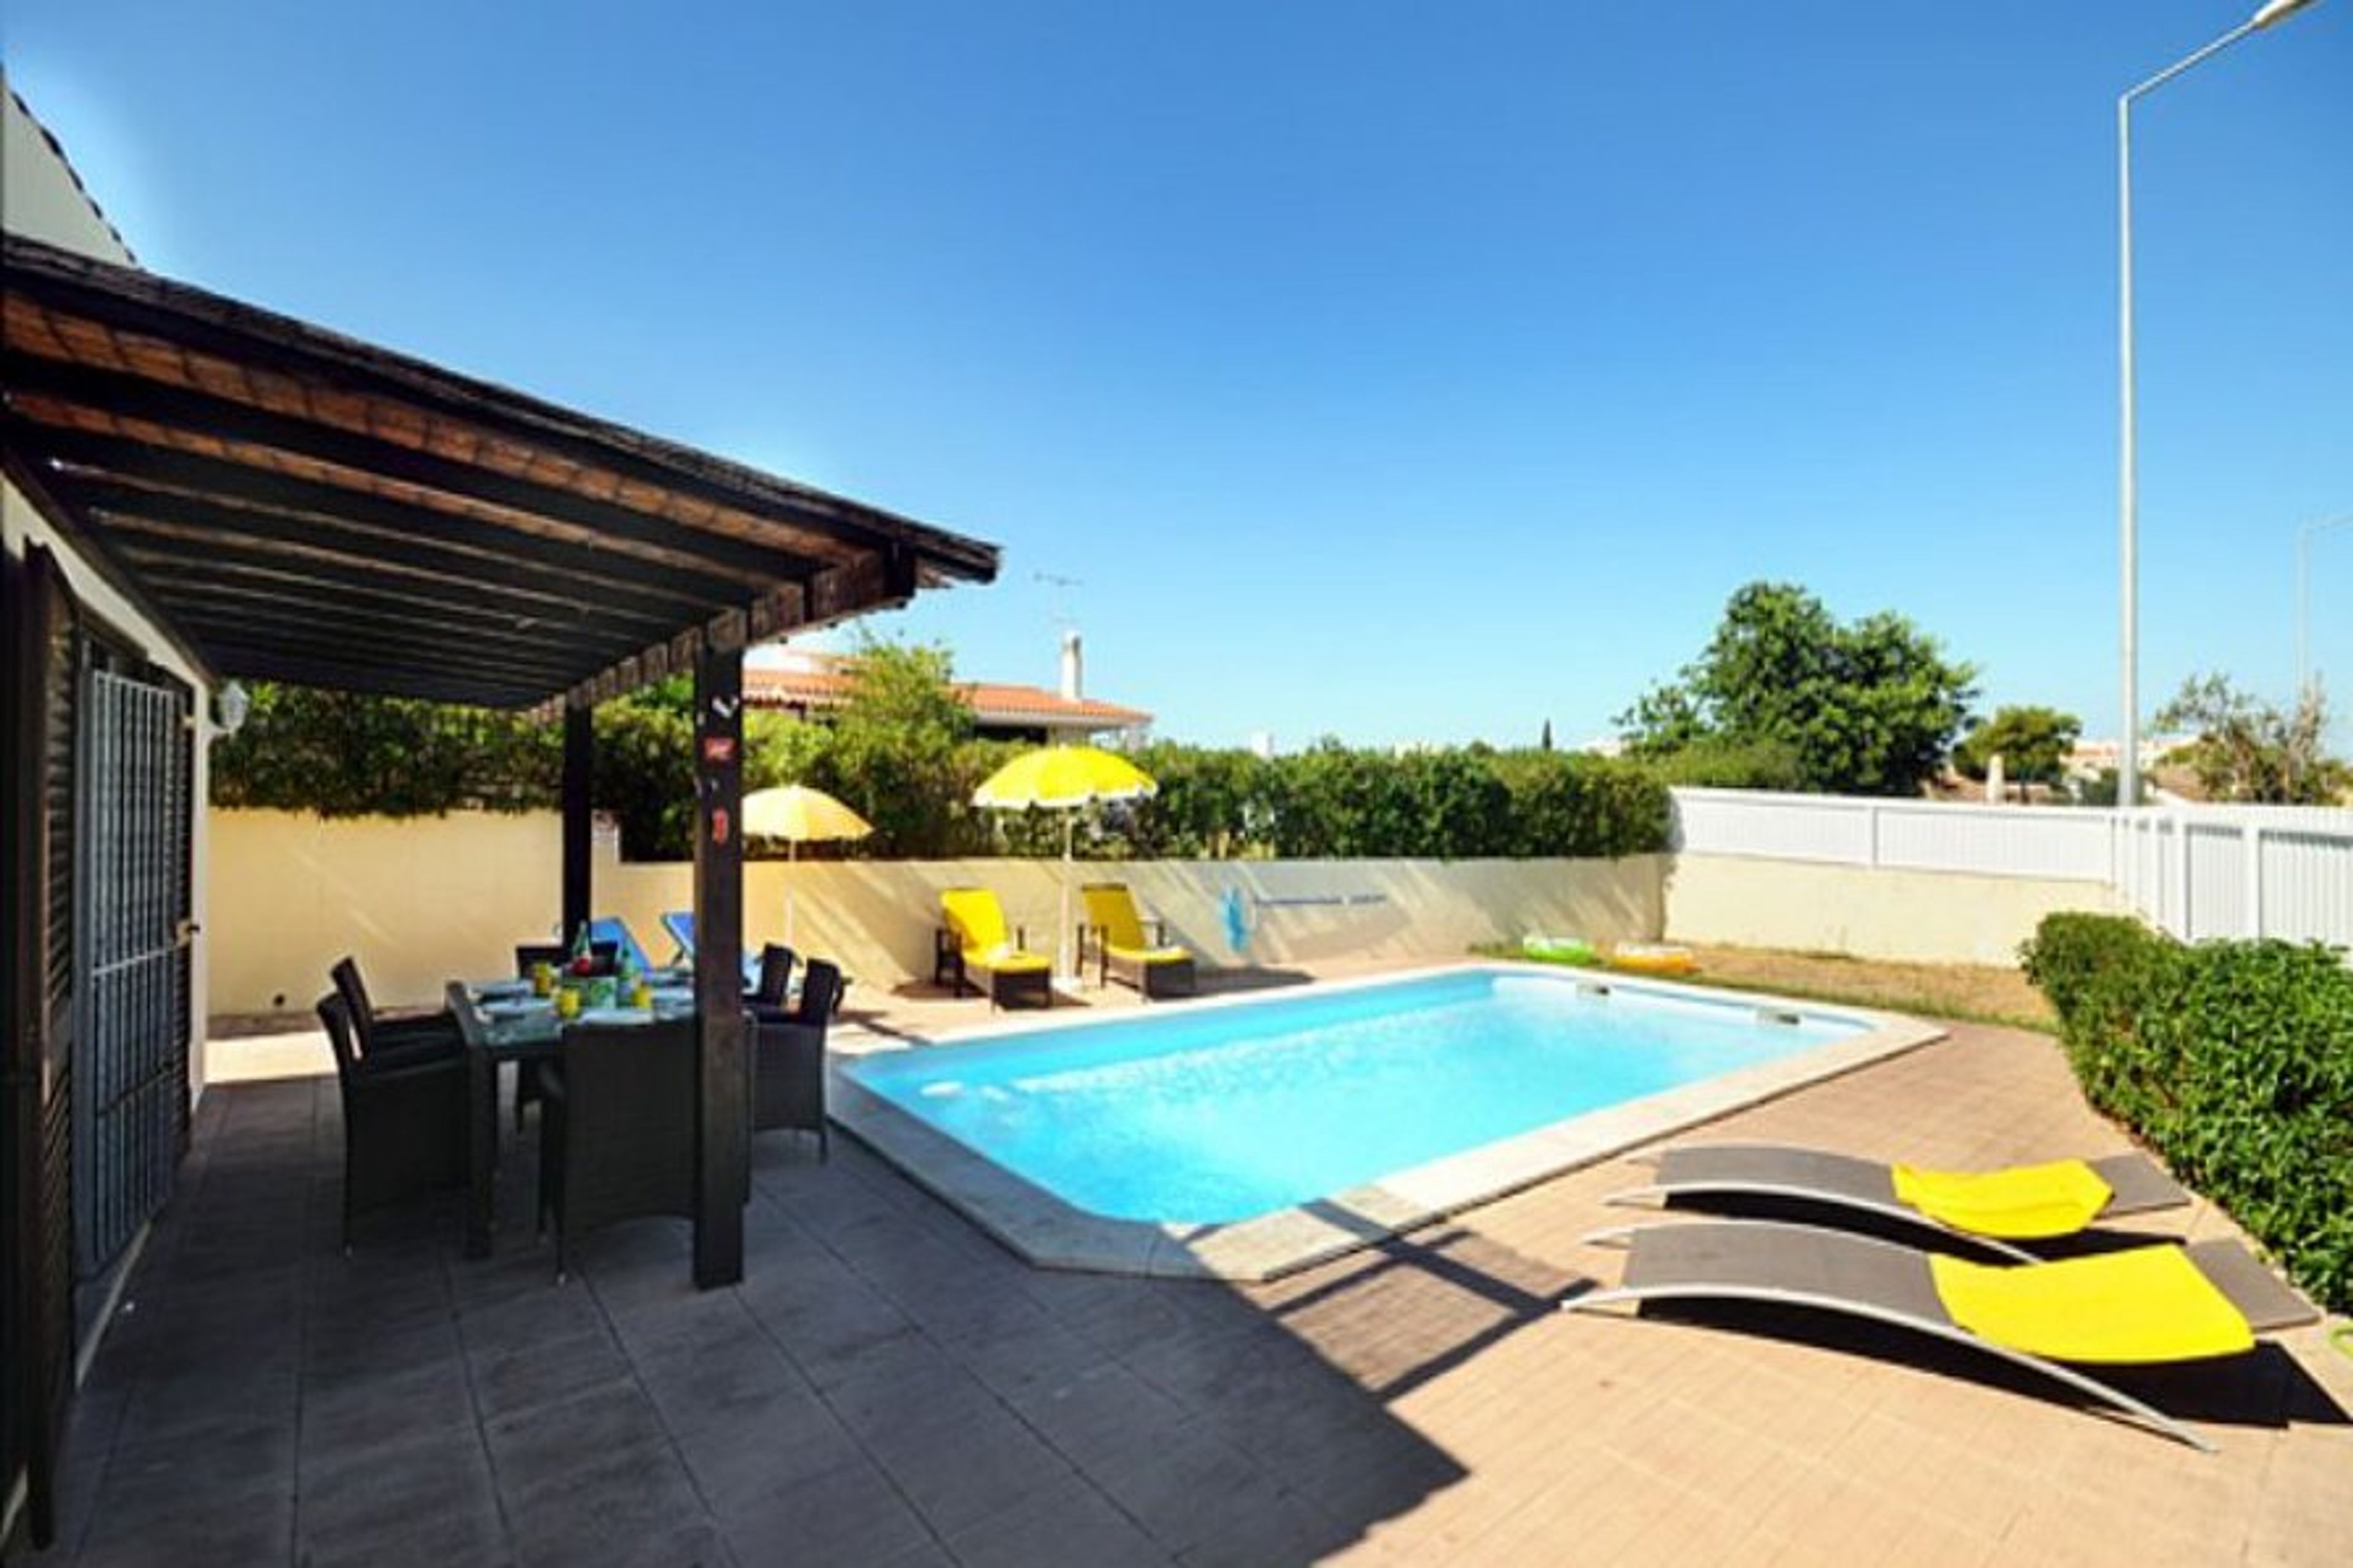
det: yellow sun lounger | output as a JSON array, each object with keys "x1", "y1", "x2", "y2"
[
  {"x1": 1079, "y1": 883, "x2": 1195, "y2": 999},
  {"x1": 1606, "y1": 1142, "x2": 2190, "y2": 1260},
  {"x1": 1571, "y1": 1219, "x2": 2317, "y2": 1451},
  {"x1": 936, "y1": 887, "x2": 1053, "y2": 1009}
]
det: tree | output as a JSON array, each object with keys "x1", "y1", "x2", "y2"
[
  {"x1": 1618, "y1": 582, "x2": 1977, "y2": 797},
  {"x1": 816, "y1": 637, "x2": 976, "y2": 855},
  {"x1": 2156, "y1": 674, "x2": 2349, "y2": 805},
  {"x1": 1952, "y1": 705, "x2": 2082, "y2": 786}
]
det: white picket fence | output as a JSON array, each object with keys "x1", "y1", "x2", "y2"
[{"x1": 1670, "y1": 788, "x2": 2353, "y2": 949}]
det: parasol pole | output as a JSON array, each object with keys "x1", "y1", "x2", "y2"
[
  {"x1": 786, "y1": 836, "x2": 798, "y2": 948},
  {"x1": 1058, "y1": 810, "x2": 1076, "y2": 979}
]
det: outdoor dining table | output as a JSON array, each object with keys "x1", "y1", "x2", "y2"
[{"x1": 444, "y1": 972, "x2": 698, "y2": 1259}]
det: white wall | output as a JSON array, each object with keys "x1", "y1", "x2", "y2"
[
  {"x1": 1673, "y1": 787, "x2": 2353, "y2": 954},
  {"x1": 1662, "y1": 854, "x2": 2116, "y2": 967},
  {"x1": 3, "y1": 81, "x2": 135, "y2": 262}
]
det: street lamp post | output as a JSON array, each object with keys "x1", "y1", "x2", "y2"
[
  {"x1": 2116, "y1": 0, "x2": 2321, "y2": 809},
  {"x1": 2295, "y1": 512, "x2": 2353, "y2": 701}
]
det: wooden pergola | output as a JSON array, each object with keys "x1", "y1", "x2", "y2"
[{"x1": 2, "y1": 230, "x2": 999, "y2": 1287}]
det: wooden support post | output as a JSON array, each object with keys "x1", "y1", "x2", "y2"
[
  {"x1": 561, "y1": 701, "x2": 592, "y2": 947},
  {"x1": 691, "y1": 645, "x2": 747, "y2": 1289}
]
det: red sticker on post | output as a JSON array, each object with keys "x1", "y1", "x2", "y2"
[
  {"x1": 701, "y1": 736, "x2": 737, "y2": 765},
  {"x1": 713, "y1": 806, "x2": 730, "y2": 845}
]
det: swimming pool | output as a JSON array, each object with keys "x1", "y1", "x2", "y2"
[{"x1": 833, "y1": 963, "x2": 1942, "y2": 1279}]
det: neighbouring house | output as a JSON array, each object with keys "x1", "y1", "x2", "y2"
[
  {"x1": 746, "y1": 630, "x2": 1150, "y2": 745},
  {"x1": 1, "y1": 85, "x2": 997, "y2": 1553}
]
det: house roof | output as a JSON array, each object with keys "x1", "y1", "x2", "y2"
[
  {"x1": 744, "y1": 654, "x2": 1149, "y2": 732},
  {"x1": 1, "y1": 232, "x2": 999, "y2": 709}
]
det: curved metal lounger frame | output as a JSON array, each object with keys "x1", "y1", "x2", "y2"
[
  {"x1": 1607, "y1": 1142, "x2": 2189, "y2": 1263},
  {"x1": 1572, "y1": 1221, "x2": 2231, "y2": 1452}
]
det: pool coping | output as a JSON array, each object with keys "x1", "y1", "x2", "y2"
[{"x1": 827, "y1": 961, "x2": 1947, "y2": 1282}]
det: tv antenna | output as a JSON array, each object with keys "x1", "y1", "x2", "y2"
[{"x1": 1034, "y1": 571, "x2": 1083, "y2": 631}]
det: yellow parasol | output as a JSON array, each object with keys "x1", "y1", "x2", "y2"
[
  {"x1": 741, "y1": 783, "x2": 873, "y2": 945},
  {"x1": 971, "y1": 744, "x2": 1157, "y2": 977}
]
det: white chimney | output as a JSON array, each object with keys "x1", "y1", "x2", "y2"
[{"x1": 1059, "y1": 629, "x2": 1083, "y2": 700}]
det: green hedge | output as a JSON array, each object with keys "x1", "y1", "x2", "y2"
[
  {"x1": 1110, "y1": 743, "x2": 1670, "y2": 862},
  {"x1": 2020, "y1": 914, "x2": 2353, "y2": 1311},
  {"x1": 211, "y1": 683, "x2": 1674, "y2": 865}
]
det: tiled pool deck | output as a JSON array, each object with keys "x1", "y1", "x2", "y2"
[{"x1": 28, "y1": 967, "x2": 2353, "y2": 1566}]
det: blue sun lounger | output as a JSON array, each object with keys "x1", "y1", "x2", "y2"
[
  {"x1": 659, "y1": 910, "x2": 759, "y2": 985},
  {"x1": 587, "y1": 916, "x2": 656, "y2": 975}
]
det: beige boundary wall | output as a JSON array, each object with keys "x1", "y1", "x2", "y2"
[
  {"x1": 210, "y1": 810, "x2": 2127, "y2": 1015},
  {"x1": 208, "y1": 808, "x2": 1666, "y2": 1014},
  {"x1": 1662, "y1": 853, "x2": 2120, "y2": 967}
]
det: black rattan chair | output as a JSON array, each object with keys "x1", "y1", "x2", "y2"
[
  {"x1": 513, "y1": 941, "x2": 566, "y2": 977},
  {"x1": 752, "y1": 959, "x2": 839, "y2": 1159},
  {"x1": 330, "y1": 955, "x2": 464, "y2": 1065},
  {"x1": 538, "y1": 1015, "x2": 699, "y2": 1279},
  {"x1": 746, "y1": 943, "x2": 797, "y2": 1023},
  {"x1": 317, "y1": 993, "x2": 467, "y2": 1252},
  {"x1": 508, "y1": 944, "x2": 567, "y2": 1131}
]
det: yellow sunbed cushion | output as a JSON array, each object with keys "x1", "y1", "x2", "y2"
[
  {"x1": 1107, "y1": 944, "x2": 1190, "y2": 968},
  {"x1": 942, "y1": 888, "x2": 1012, "y2": 953},
  {"x1": 1082, "y1": 885, "x2": 1150, "y2": 950},
  {"x1": 1929, "y1": 1245, "x2": 2254, "y2": 1364},
  {"x1": 1892, "y1": 1159, "x2": 2114, "y2": 1240}
]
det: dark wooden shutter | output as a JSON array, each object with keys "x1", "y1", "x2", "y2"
[
  {"x1": 2, "y1": 545, "x2": 27, "y2": 1541},
  {"x1": 5, "y1": 543, "x2": 82, "y2": 1549}
]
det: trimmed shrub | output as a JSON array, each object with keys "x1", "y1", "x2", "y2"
[
  {"x1": 2021, "y1": 914, "x2": 2353, "y2": 1311},
  {"x1": 212, "y1": 683, "x2": 1673, "y2": 864}
]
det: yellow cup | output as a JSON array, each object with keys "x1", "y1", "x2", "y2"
[
  {"x1": 554, "y1": 987, "x2": 582, "y2": 1020},
  {"x1": 531, "y1": 962, "x2": 553, "y2": 997},
  {"x1": 631, "y1": 980, "x2": 654, "y2": 1010}
]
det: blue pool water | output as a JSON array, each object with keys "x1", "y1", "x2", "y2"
[{"x1": 847, "y1": 967, "x2": 1863, "y2": 1225}]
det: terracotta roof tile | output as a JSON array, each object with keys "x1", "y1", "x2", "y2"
[{"x1": 743, "y1": 664, "x2": 1148, "y2": 729}]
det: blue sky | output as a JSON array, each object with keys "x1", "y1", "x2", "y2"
[{"x1": 7, "y1": 2, "x2": 2347, "y2": 751}]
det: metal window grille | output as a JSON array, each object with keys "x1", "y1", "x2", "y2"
[{"x1": 71, "y1": 666, "x2": 191, "y2": 1280}]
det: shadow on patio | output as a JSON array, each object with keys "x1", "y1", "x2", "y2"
[{"x1": 29, "y1": 1074, "x2": 1532, "y2": 1567}]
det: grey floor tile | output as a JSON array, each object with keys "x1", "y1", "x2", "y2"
[
  {"x1": 484, "y1": 1379, "x2": 673, "y2": 1504},
  {"x1": 300, "y1": 1355, "x2": 477, "y2": 1458},
  {"x1": 72, "y1": 1487, "x2": 295, "y2": 1568},
  {"x1": 631, "y1": 1331, "x2": 811, "y2": 1441},
  {"x1": 940, "y1": 1470, "x2": 1175, "y2": 1568},
  {"x1": 673, "y1": 1390, "x2": 866, "y2": 1518},
  {"x1": 858, "y1": 1402, "x2": 1078, "y2": 1539},
  {"x1": 471, "y1": 1328, "x2": 633, "y2": 1422},
  {"x1": 718, "y1": 1455, "x2": 935, "y2": 1567},
  {"x1": 499, "y1": 1445, "x2": 711, "y2": 1567}
]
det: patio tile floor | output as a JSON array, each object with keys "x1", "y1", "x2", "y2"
[{"x1": 26, "y1": 1000, "x2": 2353, "y2": 1566}]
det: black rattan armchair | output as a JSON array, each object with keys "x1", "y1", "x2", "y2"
[
  {"x1": 746, "y1": 943, "x2": 797, "y2": 1023},
  {"x1": 507, "y1": 944, "x2": 568, "y2": 1131},
  {"x1": 752, "y1": 959, "x2": 839, "y2": 1159},
  {"x1": 317, "y1": 993, "x2": 467, "y2": 1252},
  {"x1": 330, "y1": 955, "x2": 464, "y2": 1064},
  {"x1": 513, "y1": 941, "x2": 566, "y2": 977},
  {"x1": 538, "y1": 1015, "x2": 699, "y2": 1279}
]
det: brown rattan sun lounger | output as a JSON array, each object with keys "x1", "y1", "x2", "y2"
[
  {"x1": 1568, "y1": 1219, "x2": 2316, "y2": 1451},
  {"x1": 1606, "y1": 1142, "x2": 2189, "y2": 1262}
]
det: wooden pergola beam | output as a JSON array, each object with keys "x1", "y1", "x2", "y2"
[
  {"x1": 31, "y1": 426, "x2": 754, "y2": 608},
  {"x1": 4, "y1": 229, "x2": 1003, "y2": 1296}
]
